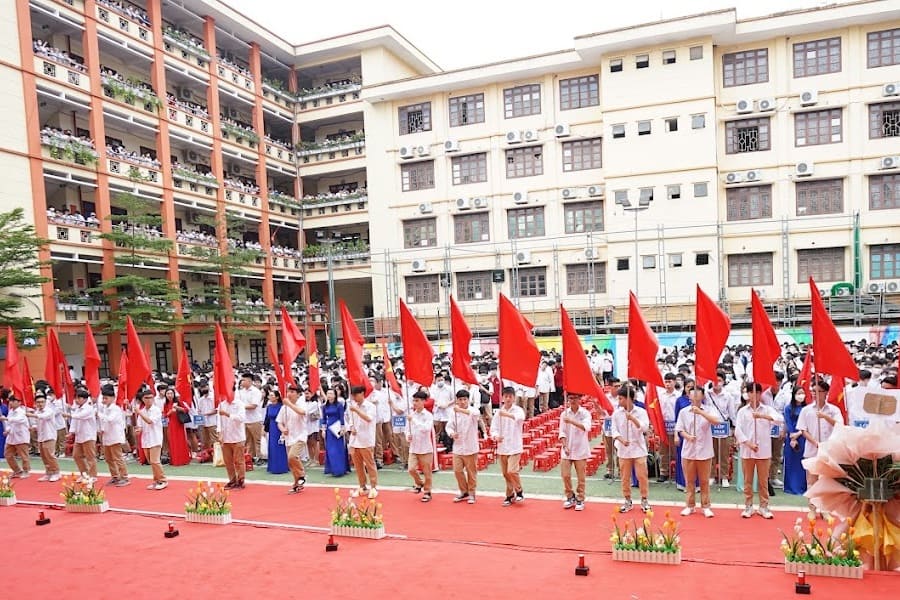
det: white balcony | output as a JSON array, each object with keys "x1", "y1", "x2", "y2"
[
  {"x1": 34, "y1": 55, "x2": 90, "y2": 93},
  {"x1": 95, "y1": 2, "x2": 153, "y2": 46}
]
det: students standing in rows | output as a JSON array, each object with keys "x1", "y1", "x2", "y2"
[{"x1": 447, "y1": 389, "x2": 479, "y2": 504}]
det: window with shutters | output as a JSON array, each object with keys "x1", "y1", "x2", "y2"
[
  {"x1": 400, "y1": 161, "x2": 435, "y2": 191},
  {"x1": 566, "y1": 263, "x2": 606, "y2": 295},
  {"x1": 793, "y1": 37, "x2": 841, "y2": 77},
  {"x1": 454, "y1": 212, "x2": 490, "y2": 244},
  {"x1": 448, "y1": 93, "x2": 485, "y2": 127},
  {"x1": 723, "y1": 48, "x2": 768, "y2": 87},
  {"x1": 726, "y1": 185, "x2": 772, "y2": 221},
  {"x1": 561, "y1": 138, "x2": 601, "y2": 171},
  {"x1": 796, "y1": 179, "x2": 843, "y2": 216},
  {"x1": 867, "y1": 28, "x2": 900, "y2": 68},
  {"x1": 513, "y1": 267, "x2": 547, "y2": 297},
  {"x1": 503, "y1": 84, "x2": 541, "y2": 118},
  {"x1": 795, "y1": 109, "x2": 842, "y2": 146},
  {"x1": 869, "y1": 174, "x2": 900, "y2": 210},
  {"x1": 507, "y1": 206, "x2": 545, "y2": 239},
  {"x1": 564, "y1": 201, "x2": 603, "y2": 234},
  {"x1": 869, "y1": 102, "x2": 900, "y2": 138},
  {"x1": 406, "y1": 275, "x2": 440, "y2": 303},
  {"x1": 403, "y1": 218, "x2": 437, "y2": 248},
  {"x1": 451, "y1": 153, "x2": 487, "y2": 185},
  {"x1": 728, "y1": 253, "x2": 773, "y2": 286},
  {"x1": 559, "y1": 75, "x2": 599, "y2": 110},
  {"x1": 505, "y1": 146, "x2": 543, "y2": 178},
  {"x1": 398, "y1": 102, "x2": 432, "y2": 135},
  {"x1": 870, "y1": 244, "x2": 900, "y2": 279},
  {"x1": 456, "y1": 271, "x2": 492, "y2": 301},
  {"x1": 797, "y1": 247, "x2": 845, "y2": 283}
]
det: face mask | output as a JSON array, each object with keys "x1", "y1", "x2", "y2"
[
  {"x1": 437, "y1": 382, "x2": 444, "y2": 388},
  {"x1": 742, "y1": 392, "x2": 749, "y2": 401}
]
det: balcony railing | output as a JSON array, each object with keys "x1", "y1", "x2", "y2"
[
  {"x1": 33, "y1": 54, "x2": 90, "y2": 92},
  {"x1": 301, "y1": 189, "x2": 367, "y2": 207},
  {"x1": 41, "y1": 129, "x2": 99, "y2": 166},
  {"x1": 297, "y1": 133, "x2": 365, "y2": 162},
  {"x1": 301, "y1": 241, "x2": 370, "y2": 265},
  {"x1": 297, "y1": 80, "x2": 362, "y2": 109},
  {"x1": 167, "y1": 104, "x2": 212, "y2": 135},
  {"x1": 48, "y1": 223, "x2": 102, "y2": 246},
  {"x1": 106, "y1": 155, "x2": 161, "y2": 184},
  {"x1": 95, "y1": 1, "x2": 152, "y2": 44},
  {"x1": 162, "y1": 27, "x2": 210, "y2": 65},
  {"x1": 264, "y1": 138, "x2": 294, "y2": 163},
  {"x1": 101, "y1": 73, "x2": 161, "y2": 111},
  {"x1": 55, "y1": 293, "x2": 110, "y2": 312},
  {"x1": 172, "y1": 165, "x2": 218, "y2": 187},
  {"x1": 261, "y1": 78, "x2": 296, "y2": 107},
  {"x1": 220, "y1": 120, "x2": 259, "y2": 145},
  {"x1": 224, "y1": 182, "x2": 261, "y2": 209},
  {"x1": 216, "y1": 59, "x2": 255, "y2": 92}
]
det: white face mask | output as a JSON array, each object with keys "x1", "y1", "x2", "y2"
[{"x1": 436, "y1": 382, "x2": 444, "y2": 388}]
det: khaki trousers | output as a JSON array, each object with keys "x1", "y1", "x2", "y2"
[
  {"x1": 55, "y1": 428, "x2": 66, "y2": 456},
  {"x1": 244, "y1": 422, "x2": 263, "y2": 459},
  {"x1": 73, "y1": 440, "x2": 98, "y2": 477},
  {"x1": 742, "y1": 457, "x2": 771, "y2": 508},
  {"x1": 103, "y1": 443, "x2": 128, "y2": 479},
  {"x1": 287, "y1": 441, "x2": 307, "y2": 483},
  {"x1": 604, "y1": 436, "x2": 617, "y2": 476},
  {"x1": 39, "y1": 439, "x2": 59, "y2": 474},
  {"x1": 619, "y1": 456, "x2": 649, "y2": 500},
  {"x1": 499, "y1": 454, "x2": 522, "y2": 497},
  {"x1": 350, "y1": 447, "x2": 378, "y2": 490},
  {"x1": 538, "y1": 392, "x2": 549, "y2": 414},
  {"x1": 392, "y1": 431, "x2": 409, "y2": 465},
  {"x1": 453, "y1": 453, "x2": 477, "y2": 495},
  {"x1": 221, "y1": 441, "x2": 246, "y2": 483},
  {"x1": 5, "y1": 443, "x2": 30, "y2": 474},
  {"x1": 713, "y1": 436, "x2": 734, "y2": 481},
  {"x1": 201, "y1": 425, "x2": 219, "y2": 449},
  {"x1": 561, "y1": 458, "x2": 587, "y2": 502},
  {"x1": 525, "y1": 396, "x2": 535, "y2": 419},
  {"x1": 683, "y1": 457, "x2": 712, "y2": 508},
  {"x1": 145, "y1": 445, "x2": 166, "y2": 482},
  {"x1": 769, "y1": 437, "x2": 784, "y2": 480},
  {"x1": 409, "y1": 452, "x2": 433, "y2": 492}
]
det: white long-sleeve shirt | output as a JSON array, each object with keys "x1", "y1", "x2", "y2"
[
  {"x1": 276, "y1": 402, "x2": 308, "y2": 446},
  {"x1": 218, "y1": 399, "x2": 246, "y2": 444},
  {"x1": 675, "y1": 405, "x2": 722, "y2": 460},
  {"x1": 347, "y1": 399, "x2": 376, "y2": 449},
  {"x1": 138, "y1": 405, "x2": 163, "y2": 449},
  {"x1": 408, "y1": 408, "x2": 435, "y2": 454},
  {"x1": 3, "y1": 406, "x2": 30, "y2": 445},
  {"x1": 558, "y1": 406, "x2": 592, "y2": 460},
  {"x1": 489, "y1": 404, "x2": 525, "y2": 455},
  {"x1": 235, "y1": 386, "x2": 263, "y2": 423},
  {"x1": 431, "y1": 385, "x2": 453, "y2": 422},
  {"x1": 734, "y1": 403, "x2": 784, "y2": 460},
  {"x1": 610, "y1": 406, "x2": 649, "y2": 459},
  {"x1": 707, "y1": 388, "x2": 740, "y2": 423},
  {"x1": 98, "y1": 403, "x2": 127, "y2": 446},
  {"x1": 69, "y1": 402, "x2": 98, "y2": 444},
  {"x1": 34, "y1": 405, "x2": 58, "y2": 442},
  {"x1": 797, "y1": 402, "x2": 842, "y2": 459},
  {"x1": 446, "y1": 406, "x2": 480, "y2": 456}
]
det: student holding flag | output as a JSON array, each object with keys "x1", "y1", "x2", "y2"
[
  {"x1": 347, "y1": 384, "x2": 378, "y2": 499},
  {"x1": 611, "y1": 385, "x2": 651, "y2": 513},
  {"x1": 447, "y1": 388, "x2": 480, "y2": 504},
  {"x1": 734, "y1": 382, "x2": 783, "y2": 519},
  {"x1": 490, "y1": 386, "x2": 526, "y2": 506},
  {"x1": 407, "y1": 389, "x2": 435, "y2": 502},
  {"x1": 559, "y1": 393, "x2": 592, "y2": 512},
  {"x1": 797, "y1": 378, "x2": 841, "y2": 518}
]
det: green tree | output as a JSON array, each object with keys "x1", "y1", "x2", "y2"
[
  {"x1": 91, "y1": 191, "x2": 181, "y2": 331},
  {"x1": 0, "y1": 208, "x2": 50, "y2": 331}
]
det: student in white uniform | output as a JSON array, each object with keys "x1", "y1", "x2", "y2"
[
  {"x1": 611, "y1": 385, "x2": 651, "y2": 514},
  {"x1": 797, "y1": 378, "x2": 842, "y2": 518},
  {"x1": 1, "y1": 396, "x2": 31, "y2": 477},
  {"x1": 675, "y1": 387, "x2": 722, "y2": 517},
  {"x1": 490, "y1": 386, "x2": 525, "y2": 507},
  {"x1": 29, "y1": 394, "x2": 60, "y2": 481},
  {"x1": 98, "y1": 386, "x2": 130, "y2": 487},
  {"x1": 446, "y1": 389, "x2": 480, "y2": 504},
  {"x1": 70, "y1": 389, "x2": 98, "y2": 483},
  {"x1": 407, "y1": 390, "x2": 435, "y2": 502},
  {"x1": 734, "y1": 382, "x2": 784, "y2": 519},
  {"x1": 559, "y1": 393, "x2": 592, "y2": 512},
  {"x1": 135, "y1": 389, "x2": 167, "y2": 490}
]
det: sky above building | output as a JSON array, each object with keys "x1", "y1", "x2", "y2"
[{"x1": 226, "y1": 0, "x2": 832, "y2": 70}]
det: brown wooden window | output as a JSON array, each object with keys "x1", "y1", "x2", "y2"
[
  {"x1": 561, "y1": 138, "x2": 602, "y2": 171},
  {"x1": 403, "y1": 218, "x2": 436, "y2": 248},
  {"x1": 793, "y1": 37, "x2": 841, "y2": 77},
  {"x1": 726, "y1": 185, "x2": 772, "y2": 221},
  {"x1": 566, "y1": 263, "x2": 606, "y2": 295},
  {"x1": 451, "y1": 153, "x2": 488, "y2": 185},
  {"x1": 728, "y1": 252, "x2": 773, "y2": 287},
  {"x1": 503, "y1": 84, "x2": 541, "y2": 118},
  {"x1": 454, "y1": 212, "x2": 490, "y2": 244},
  {"x1": 559, "y1": 75, "x2": 599, "y2": 110},
  {"x1": 796, "y1": 179, "x2": 843, "y2": 216},
  {"x1": 723, "y1": 48, "x2": 768, "y2": 87},
  {"x1": 797, "y1": 247, "x2": 844, "y2": 283},
  {"x1": 401, "y1": 161, "x2": 435, "y2": 191},
  {"x1": 795, "y1": 109, "x2": 842, "y2": 146}
]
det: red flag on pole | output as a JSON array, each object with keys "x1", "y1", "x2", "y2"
[
  {"x1": 498, "y1": 293, "x2": 541, "y2": 387},
  {"x1": 4, "y1": 326, "x2": 24, "y2": 400},
  {"x1": 399, "y1": 299, "x2": 435, "y2": 386},
  {"x1": 339, "y1": 300, "x2": 372, "y2": 395},
  {"x1": 561, "y1": 305, "x2": 612, "y2": 412},
  {"x1": 826, "y1": 377, "x2": 848, "y2": 424},
  {"x1": 797, "y1": 350, "x2": 813, "y2": 403},
  {"x1": 44, "y1": 328, "x2": 74, "y2": 403},
  {"x1": 627, "y1": 293, "x2": 663, "y2": 388},
  {"x1": 809, "y1": 278, "x2": 858, "y2": 382},
  {"x1": 644, "y1": 384, "x2": 668, "y2": 447},
  {"x1": 116, "y1": 350, "x2": 129, "y2": 407},
  {"x1": 212, "y1": 323, "x2": 234, "y2": 407},
  {"x1": 175, "y1": 345, "x2": 193, "y2": 410},
  {"x1": 751, "y1": 290, "x2": 781, "y2": 389},
  {"x1": 268, "y1": 343, "x2": 286, "y2": 395},
  {"x1": 449, "y1": 296, "x2": 478, "y2": 386},
  {"x1": 381, "y1": 341, "x2": 402, "y2": 395},
  {"x1": 125, "y1": 317, "x2": 154, "y2": 398},
  {"x1": 22, "y1": 357, "x2": 34, "y2": 408},
  {"x1": 83, "y1": 323, "x2": 101, "y2": 398},
  {"x1": 307, "y1": 326, "x2": 320, "y2": 396},
  {"x1": 280, "y1": 306, "x2": 306, "y2": 386},
  {"x1": 694, "y1": 285, "x2": 731, "y2": 387}
]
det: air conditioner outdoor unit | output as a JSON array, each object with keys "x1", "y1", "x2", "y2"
[
  {"x1": 867, "y1": 282, "x2": 885, "y2": 293},
  {"x1": 795, "y1": 162, "x2": 814, "y2": 177},
  {"x1": 758, "y1": 97, "x2": 776, "y2": 112},
  {"x1": 515, "y1": 250, "x2": 532, "y2": 265},
  {"x1": 554, "y1": 123, "x2": 571, "y2": 137},
  {"x1": 800, "y1": 90, "x2": 818, "y2": 107},
  {"x1": 227, "y1": 107, "x2": 239, "y2": 118},
  {"x1": 883, "y1": 82, "x2": 899, "y2": 97},
  {"x1": 472, "y1": 197, "x2": 488, "y2": 209},
  {"x1": 456, "y1": 197, "x2": 472, "y2": 210},
  {"x1": 411, "y1": 259, "x2": 426, "y2": 273},
  {"x1": 745, "y1": 169, "x2": 762, "y2": 182},
  {"x1": 228, "y1": 163, "x2": 241, "y2": 175},
  {"x1": 587, "y1": 184, "x2": 605, "y2": 197},
  {"x1": 725, "y1": 172, "x2": 744, "y2": 184},
  {"x1": 189, "y1": 212, "x2": 203, "y2": 224},
  {"x1": 584, "y1": 247, "x2": 597, "y2": 260},
  {"x1": 561, "y1": 188, "x2": 577, "y2": 200},
  {"x1": 416, "y1": 145, "x2": 431, "y2": 157},
  {"x1": 176, "y1": 87, "x2": 192, "y2": 101},
  {"x1": 418, "y1": 202, "x2": 433, "y2": 214},
  {"x1": 506, "y1": 130, "x2": 522, "y2": 144},
  {"x1": 399, "y1": 146, "x2": 415, "y2": 159},
  {"x1": 523, "y1": 129, "x2": 539, "y2": 142},
  {"x1": 444, "y1": 139, "x2": 460, "y2": 153},
  {"x1": 887, "y1": 280, "x2": 900, "y2": 293},
  {"x1": 880, "y1": 156, "x2": 900, "y2": 170},
  {"x1": 736, "y1": 98, "x2": 753, "y2": 114},
  {"x1": 185, "y1": 150, "x2": 199, "y2": 162},
  {"x1": 513, "y1": 191, "x2": 528, "y2": 204}
]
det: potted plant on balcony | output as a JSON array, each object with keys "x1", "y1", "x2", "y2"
[{"x1": 61, "y1": 474, "x2": 109, "y2": 513}]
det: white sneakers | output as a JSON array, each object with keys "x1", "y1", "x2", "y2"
[
  {"x1": 48, "y1": 473, "x2": 61, "y2": 482},
  {"x1": 563, "y1": 497, "x2": 576, "y2": 509},
  {"x1": 722, "y1": 478, "x2": 730, "y2": 488},
  {"x1": 367, "y1": 488, "x2": 378, "y2": 499},
  {"x1": 680, "y1": 507, "x2": 695, "y2": 516},
  {"x1": 703, "y1": 507, "x2": 715, "y2": 518},
  {"x1": 741, "y1": 506, "x2": 756, "y2": 518}
]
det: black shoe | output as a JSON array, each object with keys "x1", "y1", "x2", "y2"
[
  {"x1": 656, "y1": 475, "x2": 668, "y2": 483},
  {"x1": 603, "y1": 473, "x2": 613, "y2": 480},
  {"x1": 376, "y1": 463, "x2": 384, "y2": 470},
  {"x1": 768, "y1": 481, "x2": 776, "y2": 496},
  {"x1": 235, "y1": 480, "x2": 245, "y2": 489},
  {"x1": 502, "y1": 496, "x2": 513, "y2": 507},
  {"x1": 224, "y1": 480, "x2": 236, "y2": 489},
  {"x1": 515, "y1": 490, "x2": 524, "y2": 503},
  {"x1": 453, "y1": 493, "x2": 469, "y2": 503}
]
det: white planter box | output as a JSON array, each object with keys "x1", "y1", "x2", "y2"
[
  {"x1": 0, "y1": 495, "x2": 16, "y2": 506},
  {"x1": 65, "y1": 501, "x2": 109, "y2": 513},
  {"x1": 331, "y1": 524, "x2": 386, "y2": 539},
  {"x1": 612, "y1": 549, "x2": 681, "y2": 564},
  {"x1": 185, "y1": 512, "x2": 232, "y2": 525},
  {"x1": 784, "y1": 560, "x2": 863, "y2": 579}
]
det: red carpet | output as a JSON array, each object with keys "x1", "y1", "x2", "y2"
[{"x1": 5, "y1": 476, "x2": 896, "y2": 598}]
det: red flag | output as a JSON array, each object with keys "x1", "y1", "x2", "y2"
[
  {"x1": 561, "y1": 305, "x2": 612, "y2": 412},
  {"x1": 694, "y1": 285, "x2": 731, "y2": 387},
  {"x1": 44, "y1": 328, "x2": 75, "y2": 402},
  {"x1": 268, "y1": 344, "x2": 286, "y2": 395},
  {"x1": 644, "y1": 384, "x2": 669, "y2": 447},
  {"x1": 797, "y1": 350, "x2": 813, "y2": 403},
  {"x1": 307, "y1": 326, "x2": 320, "y2": 396},
  {"x1": 339, "y1": 300, "x2": 372, "y2": 395},
  {"x1": 809, "y1": 278, "x2": 858, "y2": 382},
  {"x1": 22, "y1": 357, "x2": 34, "y2": 408},
  {"x1": 498, "y1": 293, "x2": 541, "y2": 387},
  {"x1": 449, "y1": 296, "x2": 478, "y2": 386},
  {"x1": 826, "y1": 377, "x2": 848, "y2": 424},
  {"x1": 381, "y1": 341, "x2": 402, "y2": 394},
  {"x1": 212, "y1": 323, "x2": 234, "y2": 407},
  {"x1": 175, "y1": 346, "x2": 193, "y2": 410},
  {"x1": 280, "y1": 306, "x2": 306, "y2": 386},
  {"x1": 4, "y1": 326, "x2": 24, "y2": 400},
  {"x1": 125, "y1": 317, "x2": 154, "y2": 398},
  {"x1": 116, "y1": 350, "x2": 129, "y2": 407},
  {"x1": 627, "y1": 292, "x2": 663, "y2": 388},
  {"x1": 751, "y1": 290, "x2": 781, "y2": 389},
  {"x1": 83, "y1": 323, "x2": 101, "y2": 398},
  {"x1": 400, "y1": 299, "x2": 435, "y2": 386}
]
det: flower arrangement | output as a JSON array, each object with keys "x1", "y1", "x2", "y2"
[
  {"x1": 331, "y1": 488, "x2": 383, "y2": 529},
  {"x1": 610, "y1": 510, "x2": 681, "y2": 553},
  {"x1": 185, "y1": 481, "x2": 231, "y2": 516},
  {"x1": 780, "y1": 516, "x2": 862, "y2": 567},
  {"x1": 60, "y1": 474, "x2": 106, "y2": 505},
  {"x1": 0, "y1": 471, "x2": 15, "y2": 498}
]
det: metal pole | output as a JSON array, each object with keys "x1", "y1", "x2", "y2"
[
  {"x1": 327, "y1": 251, "x2": 337, "y2": 357},
  {"x1": 633, "y1": 208, "x2": 639, "y2": 300}
]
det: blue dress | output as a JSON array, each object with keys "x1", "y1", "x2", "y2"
[
  {"x1": 264, "y1": 403, "x2": 289, "y2": 475},
  {"x1": 674, "y1": 395, "x2": 693, "y2": 488},
  {"x1": 0, "y1": 403, "x2": 7, "y2": 458},
  {"x1": 783, "y1": 404, "x2": 807, "y2": 495},
  {"x1": 320, "y1": 400, "x2": 348, "y2": 477}
]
